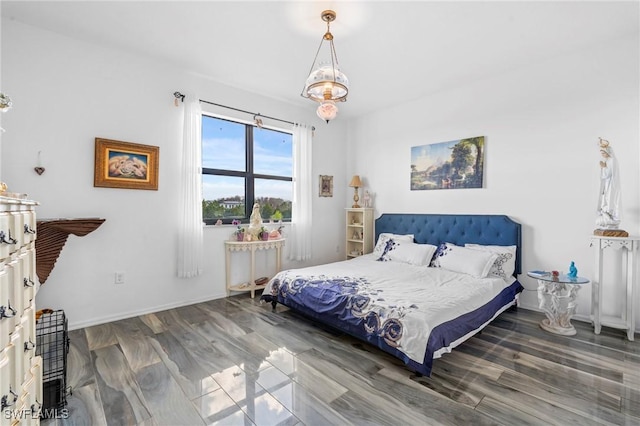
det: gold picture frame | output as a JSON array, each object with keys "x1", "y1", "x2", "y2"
[
  {"x1": 94, "y1": 138, "x2": 159, "y2": 190},
  {"x1": 319, "y1": 175, "x2": 333, "y2": 197}
]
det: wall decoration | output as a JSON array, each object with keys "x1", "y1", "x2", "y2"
[
  {"x1": 319, "y1": 175, "x2": 333, "y2": 197},
  {"x1": 411, "y1": 136, "x2": 485, "y2": 190},
  {"x1": 94, "y1": 138, "x2": 159, "y2": 190}
]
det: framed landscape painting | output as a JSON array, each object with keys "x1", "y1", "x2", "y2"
[
  {"x1": 410, "y1": 136, "x2": 485, "y2": 191},
  {"x1": 94, "y1": 138, "x2": 159, "y2": 190}
]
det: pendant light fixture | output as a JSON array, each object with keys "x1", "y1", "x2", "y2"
[{"x1": 301, "y1": 10, "x2": 349, "y2": 123}]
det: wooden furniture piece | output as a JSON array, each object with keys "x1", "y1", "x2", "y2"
[
  {"x1": 35, "y1": 218, "x2": 105, "y2": 284},
  {"x1": 590, "y1": 235, "x2": 638, "y2": 341},
  {"x1": 224, "y1": 238, "x2": 285, "y2": 298},
  {"x1": 345, "y1": 208, "x2": 374, "y2": 259},
  {"x1": 528, "y1": 271, "x2": 590, "y2": 336},
  {"x1": 0, "y1": 195, "x2": 42, "y2": 424}
]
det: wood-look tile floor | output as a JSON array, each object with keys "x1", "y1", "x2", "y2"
[{"x1": 42, "y1": 294, "x2": 639, "y2": 425}]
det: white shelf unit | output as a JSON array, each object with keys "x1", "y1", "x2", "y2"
[
  {"x1": 345, "y1": 208, "x2": 374, "y2": 260},
  {"x1": 590, "y1": 235, "x2": 639, "y2": 341}
]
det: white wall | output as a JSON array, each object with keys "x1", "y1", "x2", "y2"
[
  {"x1": 348, "y1": 33, "x2": 640, "y2": 329},
  {"x1": 3, "y1": 16, "x2": 638, "y2": 333},
  {"x1": 1, "y1": 20, "x2": 348, "y2": 329}
]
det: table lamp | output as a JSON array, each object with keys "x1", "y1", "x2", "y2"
[{"x1": 349, "y1": 175, "x2": 362, "y2": 208}]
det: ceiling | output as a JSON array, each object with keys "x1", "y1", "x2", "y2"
[{"x1": 3, "y1": 1, "x2": 639, "y2": 119}]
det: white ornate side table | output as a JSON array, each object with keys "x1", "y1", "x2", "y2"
[
  {"x1": 590, "y1": 235, "x2": 638, "y2": 341},
  {"x1": 528, "y1": 271, "x2": 590, "y2": 336},
  {"x1": 224, "y1": 238, "x2": 285, "y2": 298}
]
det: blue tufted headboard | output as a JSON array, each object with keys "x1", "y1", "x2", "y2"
[{"x1": 375, "y1": 213, "x2": 522, "y2": 276}]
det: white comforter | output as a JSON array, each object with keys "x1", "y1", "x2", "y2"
[{"x1": 263, "y1": 254, "x2": 513, "y2": 364}]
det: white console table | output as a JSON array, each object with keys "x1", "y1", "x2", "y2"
[
  {"x1": 224, "y1": 238, "x2": 285, "y2": 298},
  {"x1": 590, "y1": 235, "x2": 639, "y2": 341}
]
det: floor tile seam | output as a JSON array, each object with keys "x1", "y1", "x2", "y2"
[
  {"x1": 494, "y1": 372, "x2": 628, "y2": 425},
  {"x1": 618, "y1": 397, "x2": 640, "y2": 419},
  {"x1": 523, "y1": 333, "x2": 640, "y2": 363},
  {"x1": 473, "y1": 395, "x2": 546, "y2": 426},
  {"x1": 439, "y1": 348, "x2": 609, "y2": 422},
  {"x1": 473, "y1": 333, "x2": 627, "y2": 382},
  {"x1": 457, "y1": 339, "x2": 632, "y2": 408},
  {"x1": 466, "y1": 375, "x2": 596, "y2": 426},
  {"x1": 113, "y1": 333, "x2": 163, "y2": 374},
  {"x1": 69, "y1": 382, "x2": 109, "y2": 426},
  {"x1": 225, "y1": 382, "x2": 301, "y2": 426},
  {"x1": 513, "y1": 349, "x2": 635, "y2": 399}
]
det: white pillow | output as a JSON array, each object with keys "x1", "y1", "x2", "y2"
[
  {"x1": 373, "y1": 233, "x2": 414, "y2": 256},
  {"x1": 387, "y1": 241, "x2": 438, "y2": 266},
  {"x1": 431, "y1": 242, "x2": 498, "y2": 278},
  {"x1": 465, "y1": 244, "x2": 517, "y2": 279}
]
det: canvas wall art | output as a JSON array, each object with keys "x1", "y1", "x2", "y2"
[{"x1": 410, "y1": 136, "x2": 485, "y2": 190}]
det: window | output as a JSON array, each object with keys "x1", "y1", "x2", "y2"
[{"x1": 201, "y1": 115, "x2": 293, "y2": 225}]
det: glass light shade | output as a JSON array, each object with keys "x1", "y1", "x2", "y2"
[
  {"x1": 316, "y1": 100, "x2": 338, "y2": 122},
  {"x1": 304, "y1": 62, "x2": 349, "y2": 103}
]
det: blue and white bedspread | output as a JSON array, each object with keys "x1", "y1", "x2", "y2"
[{"x1": 261, "y1": 254, "x2": 523, "y2": 376}]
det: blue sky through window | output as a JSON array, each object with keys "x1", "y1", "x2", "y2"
[{"x1": 202, "y1": 115, "x2": 292, "y2": 201}]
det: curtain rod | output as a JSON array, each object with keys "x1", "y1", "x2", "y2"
[{"x1": 173, "y1": 92, "x2": 315, "y2": 131}]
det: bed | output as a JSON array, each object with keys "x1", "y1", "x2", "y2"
[{"x1": 261, "y1": 213, "x2": 523, "y2": 376}]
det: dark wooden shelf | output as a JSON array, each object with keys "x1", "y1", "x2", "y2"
[{"x1": 36, "y1": 218, "x2": 105, "y2": 284}]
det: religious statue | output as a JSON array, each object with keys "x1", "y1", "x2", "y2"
[
  {"x1": 595, "y1": 138, "x2": 627, "y2": 236},
  {"x1": 248, "y1": 203, "x2": 264, "y2": 238}
]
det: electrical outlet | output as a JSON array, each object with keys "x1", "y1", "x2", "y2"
[{"x1": 115, "y1": 272, "x2": 125, "y2": 284}]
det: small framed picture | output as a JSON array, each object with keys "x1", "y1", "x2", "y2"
[
  {"x1": 319, "y1": 175, "x2": 333, "y2": 197},
  {"x1": 94, "y1": 138, "x2": 159, "y2": 190}
]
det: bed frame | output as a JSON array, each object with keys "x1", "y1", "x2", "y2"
[
  {"x1": 263, "y1": 213, "x2": 523, "y2": 376},
  {"x1": 375, "y1": 213, "x2": 522, "y2": 276}
]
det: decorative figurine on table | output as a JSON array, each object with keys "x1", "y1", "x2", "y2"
[
  {"x1": 248, "y1": 203, "x2": 264, "y2": 239},
  {"x1": 363, "y1": 190, "x2": 371, "y2": 208},
  {"x1": 595, "y1": 138, "x2": 627, "y2": 237},
  {"x1": 567, "y1": 261, "x2": 578, "y2": 279}
]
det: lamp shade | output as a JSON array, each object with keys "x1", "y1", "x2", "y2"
[
  {"x1": 304, "y1": 64, "x2": 349, "y2": 103},
  {"x1": 349, "y1": 175, "x2": 362, "y2": 188}
]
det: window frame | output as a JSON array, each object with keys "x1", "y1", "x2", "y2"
[{"x1": 201, "y1": 113, "x2": 293, "y2": 225}]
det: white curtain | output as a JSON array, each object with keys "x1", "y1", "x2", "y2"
[
  {"x1": 177, "y1": 96, "x2": 204, "y2": 278},
  {"x1": 288, "y1": 124, "x2": 313, "y2": 261}
]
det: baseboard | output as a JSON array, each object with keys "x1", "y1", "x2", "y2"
[{"x1": 68, "y1": 292, "x2": 228, "y2": 330}]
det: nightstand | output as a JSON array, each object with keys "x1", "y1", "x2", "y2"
[{"x1": 528, "y1": 271, "x2": 590, "y2": 336}]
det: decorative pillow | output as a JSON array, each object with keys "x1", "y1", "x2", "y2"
[
  {"x1": 376, "y1": 238, "x2": 399, "y2": 261},
  {"x1": 387, "y1": 241, "x2": 438, "y2": 266},
  {"x1": 465, "y1": 244, "x2": 517, "y2": 280},
  {"x1": 373, "y1": 233, "x2": 414, "y2": 256},
  {"x1": 430, "y1": 242, "x2": 498, "y2": 278}
]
